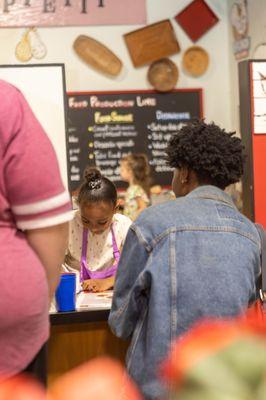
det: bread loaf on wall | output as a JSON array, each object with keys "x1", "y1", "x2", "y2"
[{"x1": 73, "y1": 35, "x2": 122, "y2": 77}]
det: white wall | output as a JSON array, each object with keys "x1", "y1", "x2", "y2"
[{"x1": 0, "y1": 0, "x2": 232, "y2": 134}]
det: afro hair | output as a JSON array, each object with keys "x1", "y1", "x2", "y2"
[{"x1": 166, "y1": 119, "x2": 245, "y2": 189}]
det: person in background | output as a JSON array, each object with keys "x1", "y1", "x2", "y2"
[
  {"x1": 65, "y1": 167, "x2": 132, "y2": 293},
  {"x1": 120, "y1": 153, "x2": 151, "y2": 221},
  {"x1": 109, "y1": 120, "x2": 261, "y2": 400},
  {"x1": 0, "y1": 80, "x2": 72, "y2": 383}
]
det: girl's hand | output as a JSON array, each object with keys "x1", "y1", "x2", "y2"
[{"x1": 82, "y1": 276, "x2": 114, "y2": 292}]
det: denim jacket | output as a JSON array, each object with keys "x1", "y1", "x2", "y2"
[{"x1": 108, "y1": 186, "x2": 261, "y2": 400}]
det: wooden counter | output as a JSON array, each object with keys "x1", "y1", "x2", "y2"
[{"x1": 48, "y1": 309, "x2": 128, "y2": 385}]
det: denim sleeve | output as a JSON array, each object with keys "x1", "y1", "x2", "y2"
[{"x1": 108, "y1": 225, "x2": 150, "y2": 339}]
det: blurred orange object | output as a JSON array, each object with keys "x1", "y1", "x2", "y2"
[
  {"x1": 48, "y1": 356, "x2": 142, "y2": 400},
  {"x1": 0, "y1": 374, "x2": 46, "y2": 400},
  {"x1": 160, "y1": 317, "x2": 266, "y2": 387}
]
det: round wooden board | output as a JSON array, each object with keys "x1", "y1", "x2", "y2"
[
  {"x1": 182, "y1": 46, "x2": 209, "y2": 77},
  {"x1": 147, "y1": 58, "x2": 178, "y2": 92}
]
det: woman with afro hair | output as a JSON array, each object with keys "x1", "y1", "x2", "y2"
[{"x1": 109, "y1": 119, "x2": 262, "y2": 400}]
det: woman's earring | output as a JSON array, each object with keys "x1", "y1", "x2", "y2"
[{"x1": 181, "y1": 179, "x2": 187, "y2": 184}]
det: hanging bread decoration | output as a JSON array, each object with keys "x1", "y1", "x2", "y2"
[
  {"x1": 15, "y1": 28, "x2": 47, "y2": 62},
  {"x1": 182, "y1": 46, "x2": 209, "y2": 77},
  {"x1": 73, "y1": 35, "x2": 123, "y2": 77},
  {"x1": 147, "y1": 58, "x2": 178, "y2": 92},
  {"x1": 15, "y1": 31, "x2": 32, "y2": 62},
  {"x1": 28, "y1": 28, "x2": 47, "y2": 59}
]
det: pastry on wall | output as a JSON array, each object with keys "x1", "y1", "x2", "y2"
[
  {"x1": 182, "y1": 46, "x2": 209, "y2": 77},
  {"x1": 147, "y1": 58, "x2": 178, "y2": 92},
  {"x1": 15, "y1": 28, "x2": 47, "y2": 62},
  {"x1": 73, "y1": 35, "x2": 123, "y2": 77},
  {"x1": 28, "y1": 28, "x2": 47, "y2": 59},
  {"x1": 15, "y1": 31, "x2": 32, "y2": 62}
]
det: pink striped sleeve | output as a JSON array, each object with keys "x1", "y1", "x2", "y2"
[{"x1": 1, "y1": 81, "x2": 72, "y2": 229}]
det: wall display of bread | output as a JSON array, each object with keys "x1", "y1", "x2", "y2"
[
  {"x1": 182, "y1": 46, "x2": 209, "y2": 77},
  {"x1": 147, "y1": 58, "x2": 178, "y2": 92},
  {"x1": 73, "y1": 35, "x2": 123, "y2": 77},
  {"x1": 28, "y1": 28, "x2": 47, "y2": 59},
  {"x1": 15, "y1": 28, "x2": 47, "y2": 62},
  {"x1": 15, "y1": 31, "x2": 32, "y2": 62},
  {"x1": 124, "y1": 19, "x2": 180, "y2": 67}
]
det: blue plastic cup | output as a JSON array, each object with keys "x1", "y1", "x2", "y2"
[{"x1": 55, "y1": 273, "x2": 76, "y2": 312}]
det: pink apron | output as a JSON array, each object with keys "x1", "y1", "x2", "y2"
[{"x1": 80, "y1": 225, "x2": 120, "y2": 282}]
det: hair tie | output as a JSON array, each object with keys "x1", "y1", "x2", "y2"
[{"x1": 88, "y1": 179, "x2": 101, "y2": 190}]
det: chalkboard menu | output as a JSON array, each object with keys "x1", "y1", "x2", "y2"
[{"x1": 67, "y1": 89, "x2": 202, "y2": 192}]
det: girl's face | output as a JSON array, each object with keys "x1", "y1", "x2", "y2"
[
  {"x1": 120, "y1": 161, "x2": 132, "y2": 182},
  {"x1": 80, "y1": 201, "x2": 117, "y2": 234}
]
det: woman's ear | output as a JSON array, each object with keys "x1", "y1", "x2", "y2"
[
  {"x1": 180, "y1": 166, "x2": 189, "y2": 184},
  {"x1": 114, "y1": 200, "x2": 121, "y2": 212}
]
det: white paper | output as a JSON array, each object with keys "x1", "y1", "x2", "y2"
[{"x1": 76, "y1": 290, "x2": 113, "y2": 311}]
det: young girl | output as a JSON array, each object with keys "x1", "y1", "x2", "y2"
[
  {"x1": 120, "y1": 153, "x2": 151, "y2": 221},
  {"x1": 65, "y1": 167, "x2": 132, "y2": 292}
]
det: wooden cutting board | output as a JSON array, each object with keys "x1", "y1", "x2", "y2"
[{"x1": 124, "y1": 19, "x2": 180, "y2": 67}]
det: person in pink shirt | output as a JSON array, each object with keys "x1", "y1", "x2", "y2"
[{"x1": 0, "y1": 80, "x2": 72, "y2": 382}]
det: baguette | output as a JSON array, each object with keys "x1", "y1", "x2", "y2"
[{"x1": 73, "y1": 35, "x2": 122, "y2": 77}]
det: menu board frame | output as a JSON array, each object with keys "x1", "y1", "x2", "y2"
[{"x1": 67, "y1": 89, "x2": 203, "y2": 192}]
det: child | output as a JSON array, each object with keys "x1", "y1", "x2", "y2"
[
  {"x1": 120, "y1": 153, "x2": 151, "y2": 221},
  {"x1": 65, "y1": 167, "x2": 132, "y2": 292}
]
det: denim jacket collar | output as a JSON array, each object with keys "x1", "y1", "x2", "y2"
[{"x1": 186, "y1": 185, "x2": 236, "y2": 208}]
